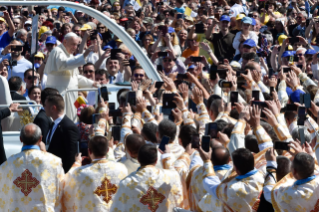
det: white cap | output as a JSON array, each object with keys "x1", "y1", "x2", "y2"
[
  {"x1": 76, "y1": 10, "x2": 83, "y2": 13},
  {"x1": 24, "y1": 20, "x2": 32, "y2": 25}
]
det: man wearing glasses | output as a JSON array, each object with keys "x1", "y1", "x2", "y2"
[{"x1": 131, "y1": 66, "x2": 146, "y2": 84}]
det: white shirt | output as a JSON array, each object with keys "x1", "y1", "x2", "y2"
[
  {"x1": 87, "y1": 91, "x2": 96, "y2": 106},
  {"x1": 46, "y1": 114, "x2": 65, "y2": 150},
  {"x1": 229, "y1": 3, "x2": 247, "y2": 18}
]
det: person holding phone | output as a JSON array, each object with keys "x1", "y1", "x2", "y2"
[
  {"x1": 0, "y1": 11, "x2": 15, "y2": 48},
  {"x1": 0, "y1": 40, "x2": 32, "y2": 80},
  {"x1": 151, "y1": 27, "x2": 182, "y2": 57}
]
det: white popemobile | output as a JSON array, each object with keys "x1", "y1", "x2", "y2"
[{"x1": 0, "y1": 1, "x2": 161, "y2": 158}]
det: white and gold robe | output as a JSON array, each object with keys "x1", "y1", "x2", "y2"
[
  {"x1": 44, "y1": 43, "x2": 94, "y2": 122},
  {"x1": 110, "y1": 165, "x2": 184, "y2": 211},
  {"x1": 161, "y1": 151, "x2": 202, "y2": 210},
  {"x1": 62, "y1": 159, "x2": 128, "y2": 211},
  {"x1": 202, "y1": 161, "x2": 264, "y2": 212},
  {"x1": 198, "y1": 164, "x2": 233, "y2": 212},
  {"x1": 0, "y1": 149, "x2": 64, "y2": 211},
  {"x1": 271, "y1": 173, "x2": 319, "y2": 212}
]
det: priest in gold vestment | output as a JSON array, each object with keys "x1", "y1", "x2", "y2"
[
  {"x1": 62, "y1": 136, "x2": 128, "y2": 211},
  {"x1": 111, "y1": 144, "x2": 184, "y2": 212},
  {"x1": 0, "y1": 124, "x2": 65, "y2": 211},
  {"x1": 200, "y1": 147, "x2": 264, "y2": 212}
]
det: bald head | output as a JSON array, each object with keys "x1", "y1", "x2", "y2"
[
  {"x1": 211, "y1": 146, "x2": 230, "y2": 166},
  {"x1": 20, "y1": 123, "x2": 42, "y2": 145}
]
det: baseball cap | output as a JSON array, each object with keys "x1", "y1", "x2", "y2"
[
  {"x1": 220, "y1": 15, "x2": 230, "y2": 22},
  {"x1": 243, "y1": 39, "x2": 256, "y2": 47},
  {"x1": 38, "y1": 26, "x2": 50, "y2": 39},
  {"x1": 290, "y1": 90, "x2": 305, "y2": 103},
  {"x1": 281, "y1": 51, "x2": 295, "y2": 58},
  {"x1": 115, "y1": 38, "x2": 122, "y2": 42},
  {"x1": 143, "y1": 17, "x2": 154, "y2": 25},
  {"x1": 24, "y1": 20, "x2": 32, "y2": 25},
  {"x1": 278, "y1": 34, "x2": 288, "y2": 46},
  {"x1": 80, "y1": 24, "x2": 92, "y2": 31},
  {"x1": 51, "y1": 8, "x2": 58, "y2": 11},
  {"x1": 242, "y1": 17, "x2": 252, "y2": 25},
  {"x1": 251, "y1": 18, "x2": 256, "y2": 26},
  {"x1": 236, "y1": 14, "x2": 246, "y2": 20},
  {"x1": 0, "y1": 17, "x2": 5, "y2": 23},
  {"x1": 46, "y1": 36, "x2": 57, "y2": 44},
  {"x1": 103, "y1": 45, "x2": 113, "y2": 50},
  {"x1": 185, "y1": 16, "x2": 194, "y2": 22},
  {"x1": 76, "y1": 10, "x2": 83, "y2": 13},
  {"x1": 230, "y1": 61, "x2": 241, "y2": 69},
  {"x1": 168, "y1": 27, "x2": 175, "y2": 34},
  {"x1": 34, "y1": 63, "x2": 41, "y2": 69},
  {"x1": 188, "y1": 64, "x2": 196, "y2": 69},
  {"x1": 305, "y1": 49, "x2": 317, "y2": 55},
  {"x1": 120, "y1": 18, "x2": 128, "y2": 22},
  {"x1": 34, "y1": 52, "x2": 45, "y2": 59}
]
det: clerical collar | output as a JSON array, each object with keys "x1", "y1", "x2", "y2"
[
  {"x1": 236, "y1": 168, "x2": 258, "y2": 180},
  {"x1": 22, "y1": 145, "x2": 40, "y2": 151},
  {"x1": 214, "y1": 164, "x2": 232, "y2": 171},
  {"x1": 92, "y1": 158, "x2": 107, "y2": 164},
  {"x1": 294, "y1": 175, "x2": 316, "y2": 186}
]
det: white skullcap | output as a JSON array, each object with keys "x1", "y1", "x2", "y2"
[
  {"x1": 296, "y1": 47, "x2": 307, "y2": 54},
  {"x1": 64, "y1": 32, "x2": 79, "y2": 39}
]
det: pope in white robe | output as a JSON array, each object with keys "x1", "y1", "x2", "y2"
[
  {"x1": 44, "y1": 32, "x2": 97, "y2": 122},
  {"x1": 0, "y1": 124, "x2": 65, "y2": 211}
]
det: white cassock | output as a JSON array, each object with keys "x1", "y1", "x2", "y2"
[
  {"x1": 44, "y1": 44, "x2": 94, "y2": 122},
  {"x1": 0, "y1": 148, "x2": 65, "y2": 211}
]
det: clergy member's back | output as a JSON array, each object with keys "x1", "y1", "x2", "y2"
[
  {"x1": 0, "y1": 148, "x2": 64, "y2": 211},
  {"x1": 62, "y1": 135, "x2": 128, "y2": 212},
  {"x1": 111, "y1": 144, "x2": 184, "y2": 211}
]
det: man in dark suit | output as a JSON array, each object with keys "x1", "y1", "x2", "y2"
[
  {"x1": 0, "y1": 103, "x2": 22, "y2": 165},
  {"x1": 8, "y1": 76, "x2": 26, "y2": 101},
  {"x1": 33, "y1": 88, "x2": 58, "y2": 144},
  {"x1": 44, "y1": 94, "x2": 80, "y2": 172}
]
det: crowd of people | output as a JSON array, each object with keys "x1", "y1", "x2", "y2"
[{"x1": 0, "y1": 0, "x2": 319, "y2": 211}]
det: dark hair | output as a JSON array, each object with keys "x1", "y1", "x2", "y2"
[
  {"x1": 284, "y1": 111, "x2": 297, "y2": 122},
  {"x1": 215, "y1": 119, "x2": 228, "y2": 132},
  {"x1": 132, "y1": 66, "x2": 145, "y2": 74},
  {"x1": 245, "y1": 134, "x2": 259, "y2": 153},
  {"x1": 126, "y1": 134, "x2": 146, "y2": 157},
  {"x1": 88, "y1": 136, "x2": 108, "y2": 157},
  {"x1": 158, "y1": 119, "x2": 177, "y2": 143},
  {"x1": 232, "y1": 148, "x2": 255, "y2": 175},
  {"x1": 83, "y1": 62, "x2": 95, "y2": 71},
  {"x1": 79, "y1": 106, "x2": 95, "y2": 124},
  {"x1": 206, "y1": 94, "x2": 221, "y2": 112},
  {"x1": 210, "y1": 99, "x2": 223, "y2": 117},
  {"x1": 24, "y1": 68, "x2": 35, "y2": 78},
  {"x1": 212, "y1": 146, "x2": 230, "y2": 165},
  {"x1": 222, "y1": 124, "x2": 234, "y2": 138},
  {"x1": 242, "y1": 53, "x2": 258, "y2": 62},
  {"x1": 229, "y1": 109, "x2": 239, "y2": 120},
  {"x1": 293, "y1": 152, "x2": 314, "y2": 179},
  {"x1": 72, "y1": 23, "x2": 82, "y2": 31},
  {"x1": 179, "y1": 125, "x2": 197, "y2": 148},
  {"x1": 28, "y1": 86, "x2": 41, "y2": 98},
  {"x1": 276, "y1": 156, "x2": 291, "y2": 181},
  {"x1": 156, "y1": 14, "x2": 165, "y2": 22},
  {"x1": 138, "y1": 144, "x2": 158, "y2": 166},
  {"x1": 41, "y1": 87, "x2": 59, "y2": 105},
  {"x1": 8, "y1": 76, "x2": 22, "y2": 91},
  {"x1": 95, "y1": 69, "x2": 109, "y2": 78},
  {"x1": 45, "y1": 94, "x2": 65, "y2": 112},
  {"x1": 142, "y1": 122, "x2": 158, "y2": 144}
]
